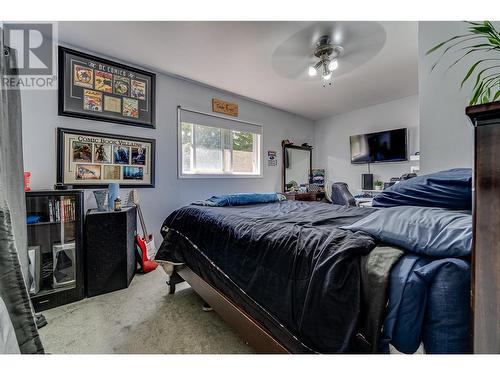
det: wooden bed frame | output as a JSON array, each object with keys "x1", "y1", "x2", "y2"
[
  {"x1": 162, "y1": 263, "x2": 289, "y2": 353},
  {"x1": 163, "y1": 103, "x2": 499, "y2": 354}
]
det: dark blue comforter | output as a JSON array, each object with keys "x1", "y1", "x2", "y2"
[
  {"x1": 158, "y1": 198, "x2": 471, "y2": 353},
  {"x1": 380, "y1": 255, "x2": 471, "y2": 353},
  {"x1": 157, "y1": 201, "x2": 377, "y2": 353}
]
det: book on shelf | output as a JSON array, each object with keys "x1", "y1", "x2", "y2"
[
  {"x1": 55, "y1": 199, "x2": 61, "y2": 222},
  {"x1": 43, "y1": 197, "x2": 75, "y2": 223},
  {"x1": 60, "y1": 197, "x2": 76, "y2": 222},
  {"x1": 48, "y1": 200, "x2": 54, "y2": 222}
]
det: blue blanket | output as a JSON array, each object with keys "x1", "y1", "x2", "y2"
[
  {"x1": 194, "y1": 193, "x2": 282, "y2": 207},
  {"x1": 380, "y1": 255, "x2": 471, "y2": 353}
]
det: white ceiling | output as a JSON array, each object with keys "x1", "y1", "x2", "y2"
[{"x1": 58, "y1": 21, "x2": 418, "y2": 121}]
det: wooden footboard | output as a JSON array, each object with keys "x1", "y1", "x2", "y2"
[{"x1": 176, "y1": 266, "x2": 289, "y2": 354}]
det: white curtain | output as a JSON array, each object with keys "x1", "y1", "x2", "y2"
[{"x1": 0, "y1": 28, "x2": 44, "y2": 354}]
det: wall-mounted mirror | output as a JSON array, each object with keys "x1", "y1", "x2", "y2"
[{"x1": 283, "y1": 144, "x2": 312, "y2": 192}]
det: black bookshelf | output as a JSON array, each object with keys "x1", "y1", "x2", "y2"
[{"x1": 26, "y1": 190, "x2": 84, "y2": 311}]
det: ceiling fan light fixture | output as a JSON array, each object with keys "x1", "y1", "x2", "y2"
[
  {"x1": 321, "y1": 63, "x2": 331, "y2": 80},
  {"x1": 328, "y1": 59, "x2": 338, "y2": 71},
  {"x1": 307, "y1": 35, "x2": 343, "y2": 86}
]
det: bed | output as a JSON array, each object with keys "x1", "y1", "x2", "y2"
[{"x1": 155, "y1": 184, "x2": 472, "y2": 353}]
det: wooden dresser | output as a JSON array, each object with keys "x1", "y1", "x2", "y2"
[
  {"x1": 466, "y1": 102, "x2": 500, "y2": 354},
  {"x1": 284, "y1": 192, "x2": 325, "y2": 201}
]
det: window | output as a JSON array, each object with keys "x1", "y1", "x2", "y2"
[{"x1": 178, "y1": 108, "x2": 262, "y2": 177}]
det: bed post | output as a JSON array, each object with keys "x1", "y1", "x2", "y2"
[
  {"x1": 161, "y1": 262, "x2": 184, "y2": 294},
  {"x1": 466, "y1": 102, "x2": 500, "y2": 354}
]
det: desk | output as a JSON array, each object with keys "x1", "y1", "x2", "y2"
[
  {"x1": 284, "y1": 192, "x2": 325, "y2": 201},
  {"x1": 355, "y1": 197, "x2": 373, "y2": 207},
  {"x1": 358, "y1": 189, "x2": 383, "y2": 197}
]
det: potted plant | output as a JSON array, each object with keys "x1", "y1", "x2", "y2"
[
  {"x1": 426, "y1": 21, "x2": 500, "y2": 106},
  {"x1": 374, "y1": 180, "x2": 383, "y2": 190}
]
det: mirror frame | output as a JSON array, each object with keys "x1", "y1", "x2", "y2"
[{"x1": 282, "y1": 144, "x2": 313, "y2": 192}]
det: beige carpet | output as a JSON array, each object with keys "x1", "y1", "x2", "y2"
[{"x1": 38, "y1": 267, "x2": 254, "y2": 354}]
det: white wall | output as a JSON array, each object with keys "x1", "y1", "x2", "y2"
[
  {"x1": 314, "y1": 95, "x2": 419, "y2": 192},
  {"x1": 418, "y1": 21, "x2": 500, "y2": 173},
  {"x1": 21, "y1": 43, "x2": 314, "y2": 242}
]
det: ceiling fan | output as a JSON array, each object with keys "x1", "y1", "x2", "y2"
[
  {"x1": 308, "y1": 35, "x2": 343, "y2": 87},
  {"x1": 271, "y1": 22, "x2": 386, "y2": 87}
]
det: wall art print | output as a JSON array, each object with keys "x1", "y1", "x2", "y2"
[{"x1": 58, "y1": 46, "x2": 156, "y2": 128}]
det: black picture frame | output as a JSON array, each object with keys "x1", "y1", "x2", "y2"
[
  {"x1": 58, "y1": 46, "x2": 156, "y2": 129},
  {"x1": 57, "y1": 128, "x2": 156, "y2": 189}
]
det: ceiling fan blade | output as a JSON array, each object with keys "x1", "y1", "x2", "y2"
[{"x1": 271, "y1": 21, "x2": 386, "y2": 81}]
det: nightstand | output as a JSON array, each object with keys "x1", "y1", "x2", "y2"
[{"x1": 85, "y1": 206, "x2": 137, "y2": 297}]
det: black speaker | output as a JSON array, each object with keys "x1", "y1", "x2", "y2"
[
  {"x1": 362, "y1": 173, "x2": 373, "y2": 190},
  {"x1": 85, "y1": 206, "x2": 137, "y2": 297}
]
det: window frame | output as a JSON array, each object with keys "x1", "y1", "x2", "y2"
[{"x1": 177, "y1": 106, "x2": 263, "y2": 179}]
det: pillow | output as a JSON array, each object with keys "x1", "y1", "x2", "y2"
[
  {"x1": 340, "y1": 206, "x2": 472, "y2": 257},
  {"x1": 193, "y1": 193, "x2": 282, "y2": 207},
  {"x1": 372, "y1": 168, "x2": 472, "y2": 210}
]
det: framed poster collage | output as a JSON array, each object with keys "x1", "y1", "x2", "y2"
[
  {"x1": 57, "y1": 128, "x2": 156, "y2": 188},
  {"x1": 57, "y1": 47, "x2": 156, "y2": 188},
  {"x1": 57, "y1": 128, "x2": 155, "y2": 188},
  {"x1": 58, "y1": 46, "x2": 155, "y2": 128}
]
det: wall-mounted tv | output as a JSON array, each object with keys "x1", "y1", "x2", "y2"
[{"x1": 350, "y1": 128, "x2": 407, "y2": 164}]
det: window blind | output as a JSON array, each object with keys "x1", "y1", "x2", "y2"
[{"x1": 178, "y1": 106, "x2": 262, "y2": 135}]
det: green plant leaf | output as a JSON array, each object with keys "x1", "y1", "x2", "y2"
[
  {"x1": 441, "y1": 36, "x2": 484, "y2": 55},
  {"x1": 426, "y1": 34, "x2": 469, "y2": 55},
  {"x1": 430, "y1": 36, "x2": 486, "y2": 71},
  {"x1": 483, "y1": 77, "x2": 500, "y2": 93},
  {"x1": 477, "y1": 76, "x2": 500, "y2": 92},
  {"x1": 447, "y1": 48, "x2": 491, "y2": 72},
  {"x1": 429, "y1": 21, "x2": 500, "y2": 105},
  {"x1": 473, "y1": 78, "x2": 500, "y2": 105},
  {"x1": 471, "y1": 81, "x2": 484, "y2": 105},
  {"x1": 471, "y1": 66, "x2": 500, "y2": 90},
  {"x1": 471, "y1": 26, "x2": 493, "y2": 34},
  {"x1": 461, "y1": 60, "x2": 484, "y2": 87},
  {"x1": 461, "y1": 60, "x2": 500, "y2": 88}
]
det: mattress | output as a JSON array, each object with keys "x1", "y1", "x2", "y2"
[{"x1": 157, "y1": 201, "x2": 379, "y2": 352}]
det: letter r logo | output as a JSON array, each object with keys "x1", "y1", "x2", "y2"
[{"x1": 3, "y1": 23, "x2": 53, "y2": 76}]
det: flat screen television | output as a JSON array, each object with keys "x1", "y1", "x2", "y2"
[{"x1": 350, "y1": 128, "x2": 407, "y2": 164}]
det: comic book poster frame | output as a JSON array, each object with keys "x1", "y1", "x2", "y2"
[
  {"x1": 58, "y1": 46, "x2": 156, "y2": 129},
  {"x1": 57, "y1": 128, "x2": 156, "y2": 188}
]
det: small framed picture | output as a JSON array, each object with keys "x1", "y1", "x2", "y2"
[
  {"x1": 57, "y1": 128, "x2": 155, "y2": 188},
  {"x1": 113, "y1": 145, "x2": 130, "y2": 164}
]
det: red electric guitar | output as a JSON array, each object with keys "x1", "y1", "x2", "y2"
[{"x1": 129, "y1": 190, "x2": 158, "y2": 273}]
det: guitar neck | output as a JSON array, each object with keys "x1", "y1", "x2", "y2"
[{"x1": 136, "y1": 203, "x2": 149, "y2": 237}]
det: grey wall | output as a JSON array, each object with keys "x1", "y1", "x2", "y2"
[
  {"x1": 418, "y1": 21, "x2": 500, "y2": 173},
  {"x1": 21, "y1": 43, "x2": 314, "y2": 242},
  {"x1": 27, "y1": 22, "x2": 495, "y2": 243},
  {"x1": 314, "y1": 95, "x2": 419, "y2": 192}
]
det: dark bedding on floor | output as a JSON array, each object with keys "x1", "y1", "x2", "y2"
[{"x1": 157, "y1": 200, "x2": 377, "y2": 353}]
